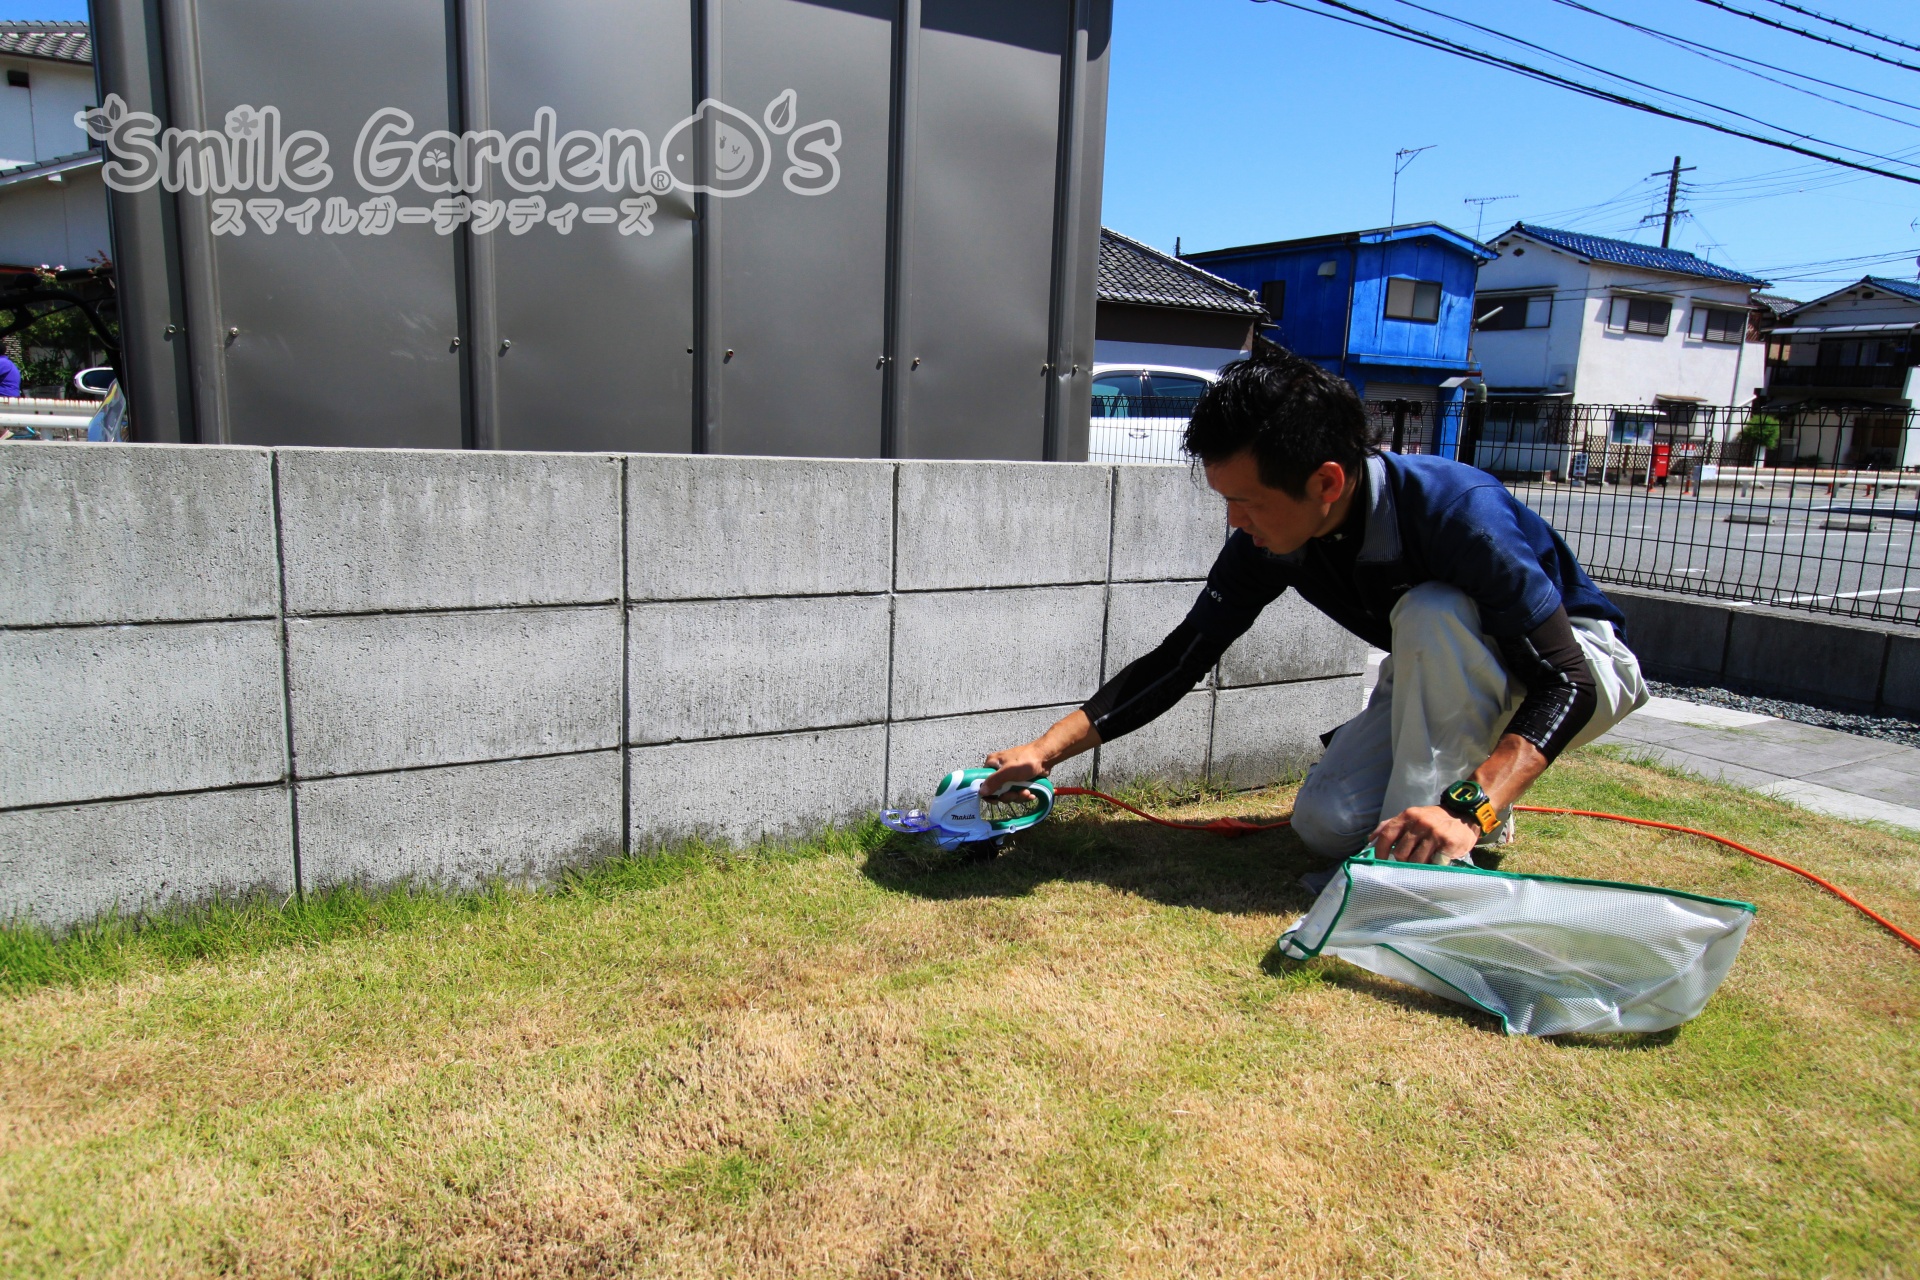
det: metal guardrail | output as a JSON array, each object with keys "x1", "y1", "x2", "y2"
[{"x1": 1084, "y1": 392, "x2": 1920, "y2": 626}]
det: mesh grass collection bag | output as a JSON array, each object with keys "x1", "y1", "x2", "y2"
[{"x1": 1276, "y1": 856, "x2": 1756, "y2": 1037}]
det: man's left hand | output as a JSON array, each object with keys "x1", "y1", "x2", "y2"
[{"x1": 1368, "y1": 805, "x2": 1479, "y2": 865}]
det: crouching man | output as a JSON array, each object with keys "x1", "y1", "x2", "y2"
[{"x1": 982, "y1": 350, "x2": 1647, "y2": 865}]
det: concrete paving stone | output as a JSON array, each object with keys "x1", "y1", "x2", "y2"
[
  {"x1": 628, "y1": 455, "x2": 893, "y2": 600},
  {"x1": 1595, "y1": 717, "x2": 1701, "y2": 747},
  {"x1": 287, "y1": 606, "x2": 621, "y2": 778},
  {"x1": 1597, "y1": 743, "x2": 1785, "y2": 791},
  {"x1": 1095, "y1": 690, "x2": 1212, "y2": 787},
  {"x1": 894, "y1": 460, "x2": 1110, "y2": 591},
  {"x1": 629, "y1": 726, "x2": 885, "y2": 847},
  {"x1": 1220, "y1": 593, "x2": 1368, "y2": 687},
  {"x1": 629, "y1": 595, "x2": 889, "y2": 743},
  {"x1": 1624, "y1": 734, "x2": 1826, "y2": 777},
  {"x1": 1109, "y1": 464, "x2": 1225, "y2": 582},
  {"x1": 1, "y1": 442, "x2": 277, "y2": 626},
  {"x1": 1210, "y1": 678, "x2": 1360, "y2": 789},
  {"x1": 0, "y1": 785, "x2": 295, "y2": 932},
  {"x1": 1754, "y1": 779, "x2": 1920, "y2": 832},
  {"x1": 1694, "y1": 733, "x2": 1900, "y2": 777},
  {"x1": 0, "y1": 621, "x2": 286, "y2": 810},
  {"x1": 1103, "y1": 581, "x2": 1208, "y2": 683},
  {"x1": 1799, "y1": 760, "x2": 1920, "y2": 806},
  {"x1": 890, "y1": 585, "x2": 1105, "y2": 721},
  {"x1": 1632, "y1": 696, "x2": 1773, "y2": 729},
  {"x1": 299, "y1": 751, "x2": 622, "y2": 891},
  {"x1": 885, "y1": 704, "x2": 1092, "y2": 807},
  {"x1": 276, "y1": 448, "x2": 621, "y2": 615}
]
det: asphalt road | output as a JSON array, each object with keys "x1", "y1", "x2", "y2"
[{"x1": 1511, "y1": 482, "x2": 1920, "y2": 622}]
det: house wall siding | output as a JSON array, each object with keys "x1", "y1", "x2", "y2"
[
  {"x1": 1347, "y1": 237, "x2": 1478, "y2": 367},
  {"x1": 1476, "y1": 235, "x2": 1755, "y2": 406}
]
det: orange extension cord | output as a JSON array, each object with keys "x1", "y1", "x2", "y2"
[{"x1": 1053, "y1": 787, "x2": 1920, "y2": 956}]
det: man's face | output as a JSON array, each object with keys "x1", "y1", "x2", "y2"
[{"x1": 1202, "y1": 450, "x2": 1349, "y2": 555}]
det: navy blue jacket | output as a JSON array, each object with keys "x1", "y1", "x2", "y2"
[{"x1": 1188, "y1": 451, "x2": 1624, "y2": 652}]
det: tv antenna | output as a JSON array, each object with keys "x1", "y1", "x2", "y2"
[
  {"x1": 1390, "y1": 145, "x2": 1436, "y2": 226},
  {"x1": 1463, "y1": 194, "x2": 1517, "y2": 242}
]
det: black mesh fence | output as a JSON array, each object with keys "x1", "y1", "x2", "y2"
[{"x1": 1087, "y1": 392, "x2": 1920, "y2": 626}]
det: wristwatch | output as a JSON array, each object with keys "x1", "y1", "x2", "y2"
[{"x1": 1440, "y1": 779, "x2": 1501, "y2": 837}]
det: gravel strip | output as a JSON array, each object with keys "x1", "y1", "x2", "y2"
[{"x1": 1645, "y1": 677, "x2": 1920, "y2": 748}]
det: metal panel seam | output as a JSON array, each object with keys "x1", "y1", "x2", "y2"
[
  {"x1": 1041, "y1": 0, "x2": 1087, "y2": 461},
  {"x1": 880, "y1": 0, "x2": 919, "y2": 458}
]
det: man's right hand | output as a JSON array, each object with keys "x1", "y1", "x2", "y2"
[
  {"x1": 980, "y1": 710, "x2": 1101, "y2": 799},
  {"x1": 981, "y1": 742, "x2": 1053, "y2": 800}
]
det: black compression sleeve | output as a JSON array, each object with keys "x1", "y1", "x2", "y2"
[
  {"x1": 1081, "y1": 618, "x2": 1235, "y2": 742},
  {"x1": 1496, "y1": 606, "x2": 1597, "y2": 763}
]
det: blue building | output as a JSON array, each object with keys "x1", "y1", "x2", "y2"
[{"x1": 1184, "y1": 223, "x2": 1494, "y2": 454}]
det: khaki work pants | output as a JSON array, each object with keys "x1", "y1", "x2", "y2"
[{"x1": 1290, "y1": 583, "x2": 1648, "y2": 859}]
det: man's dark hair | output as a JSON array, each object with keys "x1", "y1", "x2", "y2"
[{"x1": 1182, "y1": 347, "x2": 1371, "y2": 495}]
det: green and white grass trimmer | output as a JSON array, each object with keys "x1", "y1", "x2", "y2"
[{"x1": 880, "y1": 767, "x2": 1055, "y2": 852}]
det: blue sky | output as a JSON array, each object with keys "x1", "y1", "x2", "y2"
[
  {"x1": 14, "y1": 0, "x2": 1917, "y2": 300},
  {"x1": 1103, "y1": 0, "x2": 1920, "y2": 300}
]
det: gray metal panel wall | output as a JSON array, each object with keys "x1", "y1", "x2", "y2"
[
  {"x1": 897, "y1": 1, "x2": 1066, "y2": 460},
  {"x1": 95, "y1": 0, "x2": 1111, "y2": 458},
  {"x1": 704, "y1": 0, "x2": 892, "y2": 457},
  {"x1": 90, "y1": 0, "x2": 195, "y2": 442},
  {"x1": 478, "y1": 0, "x2": 695, "y2": 454},
  {"x1": 189, "y1": 0, "x2": 465, "y2": 448}
]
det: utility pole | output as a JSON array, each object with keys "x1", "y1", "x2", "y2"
[
  {"x1": 1463, "y1": 194, "x2": 1517, "y2": 242},
  {"x1": 1391, "y1": 145, "x2": 1435, "y2": 225},
  {"x1": 1656, "y1": 155, "x2": 1695, "y2": 248}
]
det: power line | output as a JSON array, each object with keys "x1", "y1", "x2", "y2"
[
  {"x1": 1379, "y1": 0, "x2": 1920, "y2": 164},
  {"x1": 1756, "y1": 0, "x2": 1920, "y2": 56},
  {"x1": 1253, "y1": 0, "x2": 1920, "y2": 186},
  {"x1": 1688, "y1": 0, "x2": 1920, "y2": 75},
  {"x1": 1550, "y1": 0, "x2": 1920, "y2": 130}
]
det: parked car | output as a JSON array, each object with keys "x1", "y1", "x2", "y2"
[
  {"x1": 1088, "y1": 364, "x2": 1215, "y2": 463},
  {"x1": 72, "y1": 366, "x2": 117, "y2": 399}
]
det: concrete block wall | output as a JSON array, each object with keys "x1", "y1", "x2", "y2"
[
  {"x1": 1, "y1": 445, "x2": 1365, "y2": 930},
  {"x1": 1608, "y1": 585, "x2": 1920, "y2": 716}
]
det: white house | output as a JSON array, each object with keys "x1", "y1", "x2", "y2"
[
  {"x1": 1765, "y1": 276, "x2": 1920, "y2": 409},
  {"x1": 1759, "y1": 277, "x2": 1920, "y2": 468},
  {"x1": 1473, "y1": 223, "x2": 1768, "y2": 416},
  {"x1": 0, "y1": 22, "x2": 108, "y2": 270}
]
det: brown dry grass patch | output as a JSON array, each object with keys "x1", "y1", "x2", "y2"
[{"x1": 2, "y1": 750, "x2": 1917, "y2": 1278}]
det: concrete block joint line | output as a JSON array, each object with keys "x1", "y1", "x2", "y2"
[{"x1": 0, "y1": 443, "x2": 1361, "y2": 931}]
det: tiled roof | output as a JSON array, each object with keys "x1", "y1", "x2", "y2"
[
  {"x1": 0, "y1": 22, "x2": 91, "y2": 64},
  {"x1": 1508, "y1": 223, "x2": 1768, "y2": 287},
  {"x1": 1862, "y1": 276, "x2": 1920, "y2": 302},
  {"x1": 1099, "y1": 227, "x2": 1266, "y2": 317},
  {"x1": 1752, "y1": 292, "x2": 1801, "y2": 316},
  {"x1": 0, "y1": 149, "x2": 100, "y2": 186}
]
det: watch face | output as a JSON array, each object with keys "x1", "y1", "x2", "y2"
[{"x1": 1446, "y1": 780, "x2": 1481, "y2": 804}]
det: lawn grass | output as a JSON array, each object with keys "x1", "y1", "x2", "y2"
[{"x1": 3, "y1": 750, "x2": 1917, "y2": 1278}]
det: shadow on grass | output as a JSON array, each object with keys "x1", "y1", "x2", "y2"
[
  {"x1": 1265, "y1": 951, "x2": 1507, "y2": 1033},
  {"x1": 859, "y1": 800, "x2": 1333, "y2": 918}
]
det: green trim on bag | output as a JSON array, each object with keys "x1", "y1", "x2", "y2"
[
  {"x1": 1346, "y1": 855, "x2": 1757, "y2": 914},
  {"x1": 1276, "y1": 864, "x2": 1358, "y2": 961},
  {"x1": 1379, "y1": 943, "x2": 1513, "y2": 1033},
  {"x1": 1275, "y1": 851, "x2": 1756, "y2": 966}
]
